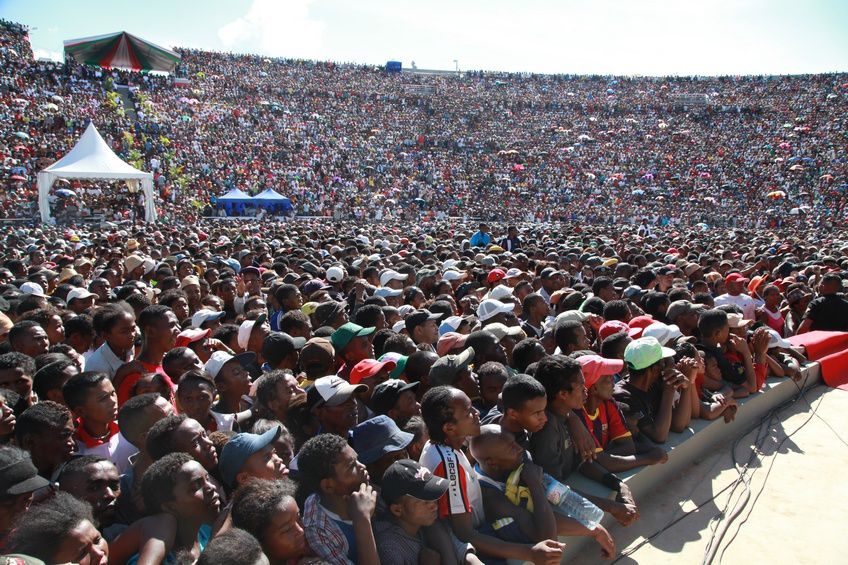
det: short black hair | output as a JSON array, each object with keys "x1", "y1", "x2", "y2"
[
  {"x1": 420, "y1": 385, "x2": 458, "y2": 444},
  {"x1": 511, "y1": 338, "x2": 546, "y2": 373},
  {"x1": 600, "y1": 332, "x2": 631, "y2": 358},
  {"x1": 141, "y1": 452, "x2": 193, "y2": 513},
  {"x1": 211, "y1": 324, "x2": 239, "y2": 346},
  {"x1": 92, "y1": 303, "x2": 134, "y2": 335},
  {"x1": 137, "y1": 304, "x2": 173, "y2": 333},
  {"x1": 8, "y1": 320, "x2": 41, "y2": 347},
  {"x1": 698, "y1": 309, "x2": 728, "y2": 338},
  {"x1": 353, "y1": 304, "x2": 384, "y2": 329},
  {"x1": 255, "y1": 370, "x2": 291, "y2": 409},
  {"x1": 58, "y1": 454, "x2": 110, "y2": 485},
  {"x1": 118, "y1": 392, "x2": 165, "y2": 443},
  {"x1": 7, "y1": 491, "x2": 95, "y2": 561},
  {"x1": 554, "y1": 319, "x2": 583, "y2": 351},
  {"x1": 16, "y1": 400, "x2": 72, "y2": 445},
  {"x1": 162, "y1": 346, "x2": 192, "y2": 376},
  {"x1": 62, "y1": 371, "x2": 109, "y2": 412},
  {"x1": 0, "y1": 351, "x2": 36, "y2": 376},
  {"x1": 32, "y1": 358, "x2": 77, "y2": 400},
  {"x1": 231, "y1": 478, "x2": 297, "y2": 544},
  {"x1": 534, "y1": 355, "x2": 583, "y2": 400},
  {"x1": 176, "y1": 370, "x2": 216, "y2": 395},
  {"x1": 296, "y1": 434, "x2": 349, "y2": 502},
  {"x1": 592, "y1": 277, "x2": 614, "y2": 296},
  {"x1": 146, "y1": 414, "x2": 188, "y2": 461},
  {"x1": 158, "y1": 289, "x2": 188, "y2": 310},
  {"x1": 476, "y1": 361, "x2": 509, "y2": 385},
  {"x1": 197, "y1": 527, "x2": 264, "y2": 565},
  {"x1": 279, "y1": 310, "x2": 310, "y2": 334},
  {"x1": 501, "y1": 374, "x2": 546, "y2": 411},
  {"x1": 602, "y1": 300, "x2": 630, "y2": 322}
]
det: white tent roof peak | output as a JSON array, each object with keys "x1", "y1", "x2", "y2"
[{"x1": 44, "y1": 122, "x2": 150, "y2": 179}]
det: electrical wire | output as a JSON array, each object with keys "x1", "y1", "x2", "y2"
[{"x1": 611, "y1": 375, "x2": 823, "y2": 564}]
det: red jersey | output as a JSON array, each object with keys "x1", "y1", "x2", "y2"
[{"x1": 576, "y1": 400, "x2": 632, "y2": 451}]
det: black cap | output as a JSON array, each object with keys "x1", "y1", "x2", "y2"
[
  {"x1": 0, "y1": 450, "x2": 50, "y2": 496},
  {"x1": 261, "y1": 332, "x2": 307, "y2": 367},
  {"x1": 371, "y1": 379, "x2": 419, "y2": 415},
  {"x1": 404, "y1": 309, "x2": 443, "y2": 333},
  {"x1": 381, "y1": 459, "x2": 449, "y2": 505}
]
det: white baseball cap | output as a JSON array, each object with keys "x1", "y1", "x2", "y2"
[
  {"x1": 191, "y1": 309, "x2": 226, "y2": 329},
  {"x1": 483, "y1": 323, "x2": 525, "y2": 342},
  {"x1": 476, "y1": 299, "x2": 515, "y2": 322},
  {"x1": 237, "y1": 313, "x2": 268, "y2": 350},
  {"x1": 19, "y1": 282, "x2": 46, "y2": 297},
  {"x1": 204, "y1": 350, "x2": 255, "y2": 380},
  {"x1": 642, "y1": 322, "x2": 683, "y2": 346},
  {"x1": 66, "y1": 287, "x2": 98, "y2": 302},
  {"x1": 556, "y1": 310, "x2": 589, "y2": 323},
  {"x1": 326, "y1": 265, "x2": 346, "y2": 283},
  {"x1": 374, "y1": 287, "x2": 402, "y2": 298},
  {"x1": 380, "y1": 270, "x2": 408, "y2": 287},
  {"x1": 505, "y1": 268, "x2": 524, "y2": 279},
  {"x1": 442, "y1": 270, "x2": 466, "y2": 282},
  {"x1": 766, "y1": 328, "x2": 792, "y2": 349},
  {"x1": 488, "y1": 284, "x2": 514, "y2": 301},
  {"x1": 439, "y1": 315, "x2": 464, "y2": 335}
]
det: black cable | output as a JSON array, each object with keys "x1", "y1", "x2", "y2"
[{"x1": 612, "y1": 377, "x2": 819, "y2": 563}]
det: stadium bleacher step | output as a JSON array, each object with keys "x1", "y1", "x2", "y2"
[{"x1": 507, "y1": 362, "x2": 822, "y2": 563}]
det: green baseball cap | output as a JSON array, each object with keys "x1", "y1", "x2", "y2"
[
  {"x1": 623, "y1": 336, "x2": 676, "y2": 371},
  {"x1": 330, "y1": 322, "x2": 375, "y2": 352}
]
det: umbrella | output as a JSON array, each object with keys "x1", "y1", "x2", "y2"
[
  {"x1": 9, "y1": 175, "x2": 26, "y2": 181},
  {"x1": 41, "y1": 103, "x2": 59, "y2": 111},
  {"x1": 632, "y1": 189, "x2": 646, "y2": 195},
  {"x1": 767, "y1": 190, "x2": 786, "y2": 199},
  {"x1": 820, "y1": 174, "x2": 834, "y2": 180},
  {"x1": 14, "y1": 132, "x2": 29, "y2": 139},
  {"x1": 51, "y1": 95, "x2": 63, "y2": 103},
  {"x1": 64, "y1": 31, "x2": 181, "y2": 73},
  {"x1": 55, "y1": 188, "x2": 77, "y2": 198},
  {"x1": 789, "y1": 164, "x2": 805, "y2": 171}
]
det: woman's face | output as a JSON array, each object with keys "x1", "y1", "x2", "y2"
[
  {"x1": 263, "y1": 498, "x2": 307, "y2": 560},
  {"x1": 168, "y1": 461, "x2": 221, "y2": 522}
]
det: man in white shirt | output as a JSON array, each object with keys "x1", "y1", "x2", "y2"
[{"x1": 714, "y1": 273, "x2": 757, "y2": 320}]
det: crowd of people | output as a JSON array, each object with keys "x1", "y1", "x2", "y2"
[
  {"x1": 0, "y1": 211, "x2": 845, "y2": 564},
  {"x1": 0, "y1": 17, "x2": 847, "y2": 565},
  {"x1": 2, "y1": 20, "x2": 847, "y2": 226}
]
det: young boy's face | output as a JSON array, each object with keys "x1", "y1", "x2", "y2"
[
  {"x1": 177, "y1": 382, "x2": 214, "y2": 422},
  {"x1": 79, "y1": 378, "x2": 118, "y2": 425},
  {"x1": 391, "y1": 390, "x2": 421, "y2": 422},
  {"x1": 562, "y1": 372, "x2": 588, "y2": 411},
  {"x1": 264, "y1": 497, "x2": 306, "y2": 560},
  {"x1": 392, "y1": 494, "x2": 439, "y2": 528},
  {"x1": 0, "y1": 367, "x2": 33, "y2": 399},
  {"x1": 173, "y1": 418, "x2": 219, "y2": 472},
  {"x1": 714, "y1": 322, "x2": 730, "y2": 344},
  {"x1": 486, "y1": 431, "x2": 525, "y2": 472},
  {"x1": 169, "y1": 460, "x2": 221, "y2": 522},
  {"x1": 478, "y1": 373, "x2": 505, "y2": 408},
  {"x1": 329, "y1": 445, "x2": 370, "y2": 496},
  {"x1": 217, "y1": 360, "x2": 252, "y2": 398},
  {"x1": 240, "y1": 444, "x2": 288, "y2": 485},
  {"x1": 591, "y1": 374, "x2": 615, "y2": 401},
  {"x1": 104, "y1": 312, "x2": 137, "y2": 352},
  {"x1": 449, "y1": 391, "x2": 481, "y2": 439},
  {"x1": 509, "y1": 396, "x2": 548, "y2": 434}
]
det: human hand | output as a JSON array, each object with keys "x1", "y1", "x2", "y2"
[
  {"x1": 675, "y1": 357, "x2": 699, "y2": 378},
  {"x1": 587, "y1": 313, "x2": 604, "y2": 333},
  {"x1": 529, "y1": 539, "x2": 565, "y2": 565},
  {"x1": 568, "y1": 415, "x2": 598, "y2": 462},
  {"x1": 751, "y1": 327, "x2": 770, "y2": 356},
  {"x1": 236, "y1": 275, "x2": 246, "y2": 296},
  {"x1": 662, "y1": 367, "x2": 688, "y2": 390},
  {"x1": 645, "y1": 446, "x2": 668, "y2": 465},
  {"x1": 205, "y1": 338, "x2": 233, "y2": 354},
  {"x1": 727, "y1": 333, "x2": 751, "y2": 355},
  {"x1": 347, "y1": 483, "x2": 377, "y2": 520},
  {"x1": 520, "y1": 461, "x2": 544, "y2": 485},
  {"x1": 592, "y1": 524, "x2": 616, "y2": 559}
]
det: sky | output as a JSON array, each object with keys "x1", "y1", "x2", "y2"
[{"x1": 3, "y1": 0, "x2": 848, "y2": 76}]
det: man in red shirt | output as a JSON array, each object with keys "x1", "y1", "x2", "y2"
[{"x1": 575, "y1": 355, "x2": 667, "y2": 472}]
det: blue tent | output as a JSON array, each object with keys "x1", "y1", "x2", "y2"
[
  {"x1": 253, "y1": 188, "x2": 293, "y2": 214},
  {"x1": 217, "y1": 188, "x2": 253, "y2": 216}
]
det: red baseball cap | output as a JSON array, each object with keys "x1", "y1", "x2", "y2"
[
  {"x1": 598, "y1": 320, "x2": 640, "y2": 342},
  {"x1": 350, "y1": 359, "x2": 397, "y2": 385},
  {"x1": 578, "y1": 355, "x2": 625, "y2": 388},
  {"x1": 725, "y1": 273, "x2": 750, "y2": 285},
  {"x1": 175, "y1": 328, "x2": 211, "y2": 348},
  {"x1": 486, "y1": 269, "x2": 506, "y2": 285},
  {"x1": 627, "y1": 315, "x2": 655, "y2": 339},
  {"x1": 437, "y1": 332, "x2": 468, "y2": 357}
]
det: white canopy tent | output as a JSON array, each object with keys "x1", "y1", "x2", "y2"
[{"x1": 37, "y1": 122, "x2": 157, "y2": 223}]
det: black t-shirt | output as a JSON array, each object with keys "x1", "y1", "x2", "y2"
[
  {"x1": 805, "y1": 294, "x2": 848, "y2": 332},
  {"x1": 613, "y1": 379, "x2": 662, "y2": 434}
]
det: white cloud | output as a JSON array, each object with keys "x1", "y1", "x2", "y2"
[
  {"x1": 218, "y1": 0, "x2": 325, "y2": 58},
  {"x1": 33, "y1": 48, "x2": 63, "y2": 62}
]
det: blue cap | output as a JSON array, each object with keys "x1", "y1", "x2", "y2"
[
  {"x1": 350, "y1": 415, "x2": 414, "y2": 465},
  {"x1": 218, "y1": 425, "x2": 281, "y2": 487}
]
